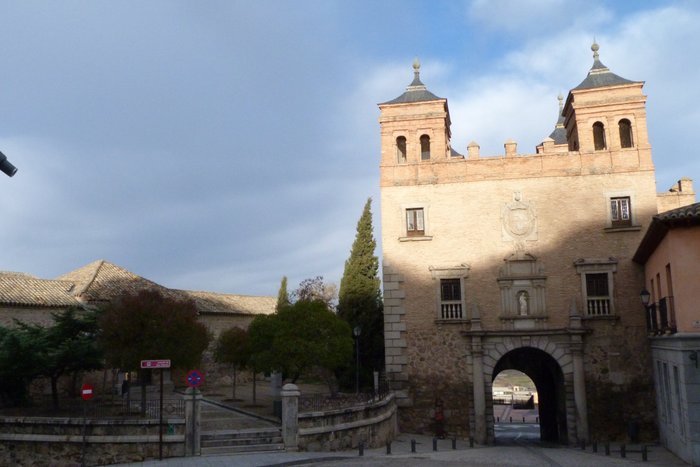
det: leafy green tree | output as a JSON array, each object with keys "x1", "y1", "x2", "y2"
[
  {"x1": 213, "y1": 327, "x2": 250, "y2": 400},
  {"x1": 276, "y1": 276, "x2": 290, "y2": 311},
  {"x1": 0, "y1": 326, "x2": 44, "y2": 405},
  {"x1": 337, "y1": 198, "x2": 384, "y2": 388},
  {"x1": 247, "y1": 313, "x2": 278, "y2": 403},
  {"x1": 248, "y1": 295, "x2": 353, "y2": 393},
  {"x1": 98, "y1": 290, "x2": 211, "y2": 411},
  {"x1": 25, "y1": 308, "x2": 103, "y2": 408}
]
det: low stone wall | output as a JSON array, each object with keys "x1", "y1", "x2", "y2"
[
  {"x1": 297, "y1": 393, "x2": 397, "y2": 451},
  {"x1": 0, "y1": 416, "x2": 185, "y2": 466}
]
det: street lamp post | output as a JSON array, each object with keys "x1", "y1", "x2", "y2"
[{"x1": 353, "y1": 326, "x2": 361, "y2": 394}]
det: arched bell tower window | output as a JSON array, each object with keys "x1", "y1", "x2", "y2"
[
  {"x1": 593, "y1": 122, "x2": 606, "y2": 151},
  {"x1": 420, "y1": 134, "x2": 431, "y2": 160},
  {"x1": 618, "y1": 119, "x2": 633, "y2": 148},
  {"x1": 396, "y1": 136, "x2": 407, "y2": 163}
]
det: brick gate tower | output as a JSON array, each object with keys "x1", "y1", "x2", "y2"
[{"x1": 377, "y1": 44, "x2": 694, "y2": 444}]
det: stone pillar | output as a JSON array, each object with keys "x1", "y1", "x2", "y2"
[
  {"x1": 569, "y1": 300, "x2": 588, "y2": 442},
  {"x1": 281, "y1": 383, "x2": 300, "y2": 451},
  {"x1": 271, "y1": 372, "x2": 283, "y2": 418},
  {"x1": 572, "y1": 341, "x2": 588, "y2": 442},
  {"x1": 184, "y1": 387, "x2": 202, "y2": 456},
  {"x1": 471, "y1": 337, "x2": 487, "y2": 444}
]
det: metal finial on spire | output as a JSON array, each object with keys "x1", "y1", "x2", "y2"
[
  {"x1": 591, "y1": 40, "x2": 600, "y2": 60},
  {"x1": 412, "y1": 57, "x2": 421, "y2": 81}
]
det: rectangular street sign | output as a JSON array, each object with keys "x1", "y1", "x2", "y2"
[{"x1": 140, "y1": 359, "x2": 171, "y2": 369}]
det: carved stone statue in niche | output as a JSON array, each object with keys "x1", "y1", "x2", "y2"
[
  {"x1": 518, "y1": 291, "x2": 529, "y2": 316},
  {"x1": 497, "y1": 252, "x2": 547, "y2": 330}
]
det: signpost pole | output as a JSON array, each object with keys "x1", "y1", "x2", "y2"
[
  {"x1": 81, "y1": 402, "x2": 87, "y2": 467},
  {"x1": 159, "y1": 368, "x2": 164, "y2": 460},
  {"x1": 191, "y1": 387, "x2": 196, "y2": 456},
  {"x1": 79, "y1": 383, "x2": 94, "y2": 467},
  {"x1": 140, "y1": 360, "x2": 170, "y2": 461},
  {"x1": 185, "y1": 369, "x2": 204, "y2": 457}
]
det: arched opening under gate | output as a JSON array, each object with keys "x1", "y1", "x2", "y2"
[{"x1": 492, "y1": 347, "x2": 567, "y2": 444}]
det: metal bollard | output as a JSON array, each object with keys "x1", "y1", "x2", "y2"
[
  {"x1": 580, "y1": 439, "x2": 586, "y2": 450},
  {"x1": 592, "y1": 441, "x2": 598, "y2": 453},
  {"x1": 433, "y1": 437, "x2": 438, "y2": 451},
  {"x1": 509, "y1": 417, "x2": 512, "y2": 423},
  {"x1": 522, "y1": 417, "x2": 525, "y2": 423},
  {"x1": 497, "y1": 416, "x2": 500, "y2": 423},
  {"x1": 469, "y1": 437, "x2": 474, "y2": 448},
  {"x1": 605, "y1": 442, "x2": 610, "y2": 456},
  {"x1": 536, "y1": 417, "x2": 539, "y2": 424},
  {"x1": 452, "y1": 437, "x2": 457, "y2": 450},
  {"x1": 642, "y1": 444, "x2": 647, "y2": 462},
  {"x1": 386, "y1": 441, "x2": 391, "y2": 455},
  {"x1": 620, "y1": 444, "x2": 626, "y2": 458},
  {"x1": 358, "y1": 441, "x2": 364, "y2": 457},
  {"x1": 411, "y1": 439, "x2": 416, "y2": 453}
]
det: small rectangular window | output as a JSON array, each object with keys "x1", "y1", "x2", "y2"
[
  {"x1": 610, "y1": 197, "x2": 631, "y2": 227},
  {"x1": 439, "y1": 278, "x2": 462, "y2": 319},
  {"x1": 585, "y1": 272, "x2": 610, "y2": 315},
  {"x1": 406, "y1": 208, "x2": 425, "y2": 236}
]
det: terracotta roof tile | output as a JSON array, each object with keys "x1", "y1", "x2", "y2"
[
  {"x1": 0, "y1": 273, "x2": 80, "y2": 307},
  {"x1": 3, "y1": 260, "x2": 276, "y2": 316},
  {"x1": 184, "y1": 290, "x2": 276, "y2": 315}
]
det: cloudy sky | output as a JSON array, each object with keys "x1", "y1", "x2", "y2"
[{"x1": 1, "y1": 1, "x2": 698, "y2": 297}]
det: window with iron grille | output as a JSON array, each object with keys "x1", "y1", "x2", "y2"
[
  {"x1": 440, "y1": 278, "x2": 462, "y2": 319},
  {"x1": 585, "y1": 272, "x2": 611, "y2": 316}
]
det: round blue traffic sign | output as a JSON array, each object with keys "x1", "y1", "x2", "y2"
[{"x1": 186, "y1": 369, "x2": 204, "y2": 388}]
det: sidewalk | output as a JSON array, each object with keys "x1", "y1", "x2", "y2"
[
  {"x1": 113, "y1": 379, "x2": 687, "y2": 467},
  {"x1": 113, "y1": 431, "x2": 687, "y2": 467}
]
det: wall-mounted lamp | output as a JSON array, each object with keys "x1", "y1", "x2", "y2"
[
  {"x1": 690, "y1": 351, "x2": 698, "y2": 369},
  {"x1": 640, "y1": 288, "x2": 651, "y2": 307},
  {"x1": 0, "y1": 150, "x2": 18, "y2": 177}
]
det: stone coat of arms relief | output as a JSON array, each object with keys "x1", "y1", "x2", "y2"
[{"x1": 501, "y1": 191, "x2": 538, "y2": 251}]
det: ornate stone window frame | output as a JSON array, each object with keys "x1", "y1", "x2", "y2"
[
  {"x1": 430, "y1": 264, "x2": 470, "y2": 322},
  {"x1": 574, "y1": 258, "x2": 618, "y2": 318}
]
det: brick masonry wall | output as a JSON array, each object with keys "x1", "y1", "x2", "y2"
[{"x1": 380, "y1": 144, "x2": 660, "y2": 437}]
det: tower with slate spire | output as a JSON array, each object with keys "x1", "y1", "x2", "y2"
[
  {"x1": 563, "y1": 42, "x2": 651, "y2": 161},
  {"x1": 378, "y1": 59, "x2": 455, "y2": 172}
]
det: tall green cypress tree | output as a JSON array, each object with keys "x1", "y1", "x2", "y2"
[
  {"x1": 338, "y1": 198, "x2": 384, "y2": 386},
  {"x1": 276, "y1": 276, "x2": 290, "y2": 311}
]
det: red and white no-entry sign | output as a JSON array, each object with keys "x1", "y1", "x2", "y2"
[{"x1": 81, "y1": 383, "x2": 94, "y2": 401}]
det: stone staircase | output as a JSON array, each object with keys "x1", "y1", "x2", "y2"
[{"x1": 201, "y1": 427, "x2": 284, "y2": 455}]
